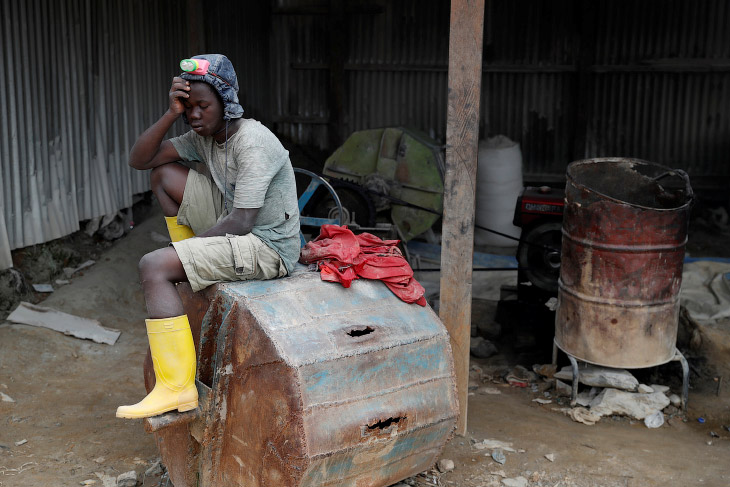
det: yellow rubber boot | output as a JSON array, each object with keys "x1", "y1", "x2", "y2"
[
  {"x1": 116, "y1": 315, "x2": 198, "y2": 419},
  {"x1": 165, "y1": 216, "x2": 195, "y2": 242}
]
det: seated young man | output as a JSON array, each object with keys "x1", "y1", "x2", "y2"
[{"x1": 117, "y1": 54, "x2": 300, "y2": 419}]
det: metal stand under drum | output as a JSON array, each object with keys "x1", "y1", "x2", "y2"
[{"x1": 551, "y1": 340, "x2": 690, "y2": 411}]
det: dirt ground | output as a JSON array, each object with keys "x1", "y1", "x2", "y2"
[{"x1": 2, "y1": 197, "x2": 730, "y2": 487}]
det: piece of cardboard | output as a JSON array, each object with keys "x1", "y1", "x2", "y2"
[{"x1": 6, "y1": 302, "x2": 120, "y2": 345}]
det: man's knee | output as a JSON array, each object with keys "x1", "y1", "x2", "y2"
[
  {"x1": 149, "y1": 165, "x2": 166, "y2": 193},
  {"x1": 139, "y1": 251, "x2": 160, "y2": 280},
  {"x1": 139, "y1": 248, "x2": 186, "y2": 283},
  {"x1": 139, "y1": 249, "x2": 172, "y2": 280}
]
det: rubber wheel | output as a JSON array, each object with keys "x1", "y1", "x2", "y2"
[
  {"x1": 307, "y1": 179, "x2": 377, "y2": 228},
  {"x1": 516, "y1": 221, "x2": 563, "y2": 294}
]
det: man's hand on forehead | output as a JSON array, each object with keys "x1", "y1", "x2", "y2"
[{"x1": 169, "y1": 77, "x2": 191, "y2": 115}]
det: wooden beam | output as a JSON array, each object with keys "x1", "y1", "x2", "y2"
[{"x1": 441, "y1": 0, "x2": 485, "y2": 436}]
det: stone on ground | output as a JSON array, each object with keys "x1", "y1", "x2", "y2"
[
  {"x1": 554, "y1": 365, "x2": 639, "y2": 391},
  {"x1": 116, "y1": 471, "x2": 137, "y2": 487},
  {"x1": 589, "y1": 389, "x2": 670, "y2": 419},
  {"x1": 502, "y1": 476, "x2": 528, "y2": 487},
  {"x1": 471, "y1": 336, "x2": 498, "y2": 358},
  {"x1": 669, "y1": 393, "x2": 682, "y2": 407}
]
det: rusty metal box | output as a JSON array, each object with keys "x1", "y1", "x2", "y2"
[{"x1": 144, "y1": 268, "x2": 458, "y2": 487}]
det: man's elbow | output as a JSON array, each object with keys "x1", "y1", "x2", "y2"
[
  {"x1": 236, "y1": 223, "x2": 255, "y2": 236},
  {"x1": 128, "y1": 157, "x2": 151, "y2": 171}
]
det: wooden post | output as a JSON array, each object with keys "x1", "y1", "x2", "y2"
[{"x1": 441, "y1": 0, "x2": 485, "y2": 436}]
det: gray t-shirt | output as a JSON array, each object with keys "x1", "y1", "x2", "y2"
[{"x1": 169, "y1": 119, "x2": 301, "y2": 274}]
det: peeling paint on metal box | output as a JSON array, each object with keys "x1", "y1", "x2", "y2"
[{"x1": 144, "y1": 267, "x2": 458, "y2": 486}]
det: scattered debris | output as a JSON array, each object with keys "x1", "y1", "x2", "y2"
[
  {"x1": 0, "y1": 462, "x2": 37, "y2": 476},
  {"x1": 681, "y1": 260, "x2": 730, "y2": 322},
  {"x1": 555, "y1": 379, "x2": 572, "y2": 397},
  {"x1": 469, "y1": 365, "x2": 485, "y2": 390},
  {"x1": 710, "y1": 431, "x2": 720, "y2": 438},
  {"x1": 14, "y1": 439, "x2": 27, "y2": 446},
  {"x1": 0, "y1": 392, "x2": 15, "y2": 403},
  {"x1": 31, "y1": 283, "x2": 54, "y2": 293},
  {"x1": 544, "y1": 453, "x2": 556, "y2": 462},
  {"x1": 532, "y1": 364, "x2": 557, "y2": 379},
  {"x1": 80, "y1": 480, "x2": 97, "y2": 485},
  {"x1": 505, "y1": 365, "x2": 535, "y2": 387},
  {"x1": 568, "y1": 407, "x2": 601, "y2": 426},
  {"x1": 7, "y1": 302, "x2": 120, "y2": 345},
  {"x1": 589, "y1": 389, "x2": 670, "y2": 420},
  {"x1": 575, "y1": 388, "x2": 601, "y2": 407},
  {"x1": 491, "y1": 449, "x2": 506, "y2": 465},
  {"x1": 55, "y1": 279, "x2": 70, "y2": 286},
  {"x1": 437, "y1": 458, "x2": 454, "y2": 473},
  {"x1": 664, "y1": 405, "x2": 680, "y2": 416},
  {"x1": 145, "y1": 460, "x2": 163, "y2": 477},
  {"x1": 698, "y1": 417, "x2": 706, "y2": 424},
  {"x1": 644, "y1": 411, "x2": 665, "y2": 428},
  {"x1": 501, "y1": 476, "x2": 528, "y2": 487},
  {"x1": 532, "y1": 398, "x2": 552, "y2": 404},
  {"x1": 473, "y1": 439, "x2": 516, "y2": 452},
  {"x1": 554, "y1": 365, "x2": 639, "y2": 391},
  {"x1": 669, "y1": 394, "x2": 681, "y2": 408},
  {"x1": 116, "y1": 470, "x2": 138, "y2": 487},
  {"x1": 478, "y1": 386, "x2": 502, "y2": 395},
  {"x1": 471, "y1": 336, "x2": 498, "y2": 359},
  {"x1": 544, "y1": 297, "x2": 558, "y2": 311},
  {"x1": 63, "y1": 259, "x2": 96, "y2": 279},
  {"x1": 94, "y1": 457, "x2": 105, "y2": 464},
  {"x1": 94, "y1": 471, "x2": 116, "y2": 487}
]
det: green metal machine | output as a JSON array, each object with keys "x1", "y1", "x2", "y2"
[{"x1": 321, "y1": 127, "x2": 445, "y2": 241}]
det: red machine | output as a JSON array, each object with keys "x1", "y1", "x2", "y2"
[{"x1": 512, "y1": 185, "x2": 565, "y2": 301}]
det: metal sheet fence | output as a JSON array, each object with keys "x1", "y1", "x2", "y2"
[
  {"x1": 268, "y1": 0, "x2": 730, "y2": 185},
  {"x1": 2, "y1": 0, "x2": 729, "y2": 270},
  {"x1": 0, "y1": 0, "x2": 188, "y2": 269}
]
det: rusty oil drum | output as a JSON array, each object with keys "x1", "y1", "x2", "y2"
[{"x1": 555, "y1": 158, "x2": 693, "y2": 368}]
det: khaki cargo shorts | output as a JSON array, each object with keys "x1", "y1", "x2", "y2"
[{"x1": 172, "y1": 168, "x2": 286, "y2": 293}]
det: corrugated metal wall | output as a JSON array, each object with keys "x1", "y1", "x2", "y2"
[
  {"x1": 585, "y1": 0, "x2": 730, "y2": 186},
  {"x1": 205, "y1": 0, "x2": 273, "y2": 126},
  {"x1": 265, "y1": 0, "x2": 730, "y2": 186},
  {"x1": 0, "y1": 0, "x2": 188, "y2": 269},
  {"x1": 3, "y1": 0, "x2": 728, "y2": 270}
]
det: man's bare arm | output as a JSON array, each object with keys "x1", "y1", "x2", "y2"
[
  {"x1": 196, "y1": 208, "x2": 260, "y2": 237},
  {"x1": 128, "y1": 77, "x2": 190, "y2": 170}
]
